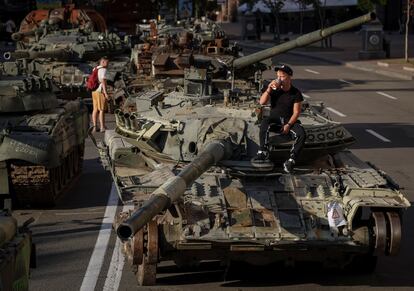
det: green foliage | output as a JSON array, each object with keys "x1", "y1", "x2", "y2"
[
  {"x1": 262, "y1": 0, "x2": 285, "y2": 12},
  {"x1": 357, "y1": 0, "x2": 387, "y2": 11},
  {"x1": 239, "y1": 0, "x2": 257, "y2": 9}
]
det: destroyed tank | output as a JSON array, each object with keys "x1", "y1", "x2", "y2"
[
  {"x1": 129, "y1": 18, "x2": 245, "y2": 88},
  {"x1": 14, "y1": 6, "x2": 107, "y2": 45},
  {"x1": 4, "y1": 28, "x2": 127, "y2": 91},
  {"x1": 0, "y1": 75, "x2": 89, "y2": 207},
  {"x1": 124, "y1": 24, "x2": 262, "y2": 110},
  {"x1": 0, "y1": 206, "x2": 35, "y2": 291},
  {"x1": 97, "y1": 13, "x2": 410, "y2": 285}
]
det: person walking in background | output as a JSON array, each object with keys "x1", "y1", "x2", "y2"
[{"x1": 91, "y1": 56, "x2": 109, "y2": 133}]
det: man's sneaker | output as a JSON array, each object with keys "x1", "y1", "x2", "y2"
[
  {"x1": 283, "y1": 158, "x2": 295, "y2": 173},
  {"x1": 251, "y1": 150, "x2": 273, "y2": 170},
  {"x1": 254, "y1": 150, "x2": 268, "y2": 161}
]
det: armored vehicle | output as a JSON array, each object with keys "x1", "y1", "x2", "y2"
[
  {"x1": 0, "y1": 206, "x2": 35, "y2": 291},
  {"x1": 126, "y1": 19, "x2": 261, "y2": 106},
  {"x1": 4, "y1": 28, "x2": 129, "y2": 109},
  {"x1": 131, "y1": 19, "x2": 242, "y2": 80},
  {"x1": 0, "y1": 75, "x2": 89, "y2": 207},
  {"x1": 15, "y1": 5, "x2": 107, "y2": 45},
  {"x1": 5, "y1": 29, "x2": 127, "y2": 89},
  {"x1": 98, "y1": 13, "x2": 410, "y2": 285}
]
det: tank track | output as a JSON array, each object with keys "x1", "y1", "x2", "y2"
[{"x1": 9, "y1": 142, "x2": 85, "y2": 207}]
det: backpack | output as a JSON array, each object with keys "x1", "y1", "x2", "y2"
[{"x1": 86, "y1": 67, "x2": 101, "y2": 91}]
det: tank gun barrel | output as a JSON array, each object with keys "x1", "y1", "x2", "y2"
[
  {"x1": 5, "y1": 49, "x2": 72, "y2": 60},
  {"x1": 11, "y1": 27, "x2": 45, "y2": 41},
  {"x1": 3, "y1": 50, "x2": 28, "y2": 60},
  {"x1": 117, "y1": 140, "x2": 232, "y2": 240},
  {"x1": 232, "y1": 12, "x2": 375, "y2": 70}
]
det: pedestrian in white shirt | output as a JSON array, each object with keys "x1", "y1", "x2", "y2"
[{"x1": 91, "y1": 56, "x2": 109, "y2": 132}]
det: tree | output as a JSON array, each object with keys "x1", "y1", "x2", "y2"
[
  {"x1": 239, "y1": 0, "x2": 257, "y2": 9},
  {"x1": 294, "y1": 0, "x2": 325, "y2": 35},
  {"x1": 357, "y1": 0, "x2": 387, "y2": 11},
  {"x1": 262, "y1": 0, "x2": 285, "y2": 42},
  {"x1": 293, "y1": 0, "x2": 312, "y2": 34},
  {"x1": 299, "y1": 0, "x2": 327, "y2": 46}
]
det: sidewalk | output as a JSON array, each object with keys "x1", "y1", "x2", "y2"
[{"x1": 221, "y1": 22, "x2": 414, "y2": 80}]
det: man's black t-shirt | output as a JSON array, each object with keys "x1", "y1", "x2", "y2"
[{"x1": 269, "y1": 85, "x2": 303, "y2": 120}]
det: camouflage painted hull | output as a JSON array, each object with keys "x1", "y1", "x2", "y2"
[
  {"x1": 100, "y1": 129, "x2": 409, "y2": 286},
  {"x1": 95, "y1": 13, "x2": 409, "y2": 286},
  {"x1": 0, "y1": 100, "x2": 89, "y2": 207},
  {"x1": 0, "y1": 213, "x2": 34, "y2": 291}
]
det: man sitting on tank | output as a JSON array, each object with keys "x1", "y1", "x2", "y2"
[{"x1": 253, "y1": 64, "x2": 306, "y2": 173}]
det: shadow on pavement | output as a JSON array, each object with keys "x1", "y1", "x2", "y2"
[
  {"x1": 154, "y1": 206, "x2": 413, "y2": 288},
  {"x1": 345, "y1": 123, "x2": 414, "y2": 149},
  {"x1": 156, "y1": 258, "x2": 414, "y2": 288},
  {"x1": 53, "y1": 157, "x2": 114, "y2": 209}
]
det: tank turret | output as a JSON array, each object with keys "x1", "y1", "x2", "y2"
[
  {"x1": 5, "y1": 31, "x2": 126, "y2": 62},
  {"x1": 15, "y1": 7, "x2": 107, "y2": 44},
  {"x1": 117, "y1": 139, "x2": 234, "y2": 240},
  {"x1": 3, "y1": 29, "x2": 129, "y2": 102},
  {"x1": 0, "y1": 74, "x2": 89, "y2": 206},
  {"x1": 0, "y1": 76, "x2": 58, "y2": 112}
]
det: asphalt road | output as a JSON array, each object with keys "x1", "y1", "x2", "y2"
[{"x1": 15, "y1": 48, "x2": 414, "y2": 291}]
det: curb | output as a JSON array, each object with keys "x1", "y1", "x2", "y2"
[
  {"x1": 239, "y1": 42, "x2": 413, "y2": 80},
  {"x1": 403, "y1": 66, "x2": 414, "y2": 72},
  {"x1": 345, "y1": 63, "x2": 414, "y2": 80}
]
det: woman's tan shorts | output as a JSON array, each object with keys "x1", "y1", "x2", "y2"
[{"x1": 92, "y1": 91, "x2": 107, "y2": 111}]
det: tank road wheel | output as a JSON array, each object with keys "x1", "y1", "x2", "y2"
[
  {"x1": 385, "y1": 212, "x2": 402, "y2": 256},
  {"x1": 132, "y1": 228, "x2": 144, "y2": 265},
  {"x1": 59, "y1": 163, "x2": 66, "y2": 189},
  {"x1": 372, "y1": 211, "x2": 387, "y2": 255},
  {"x1": 35, "y1": 168, "x2": 58, "y2": 208},
  {"x1": 73, "y1": 146, "x2": 80, "y2": 175},
  {"x1": 76, "y1": 142, "x2": 85, "y2": 173},
  {"x1": 146, "y1": 221, "x2": 159, "y2": 265},
  {"x1": 66, "y1": 151, "x2": 75, "y2": 180},
  {"x1": 72, "y1": 143, "x2": 84, "y2": 175},
  {"x1": 51, "y1": 167, "x2": 61, "y2": 195},
  {"x1": 137, "y1": 258, "x2": 157, "y2": 286},
  {"x1": 136, "y1": 221, "x2": 158, "y2": 286}
]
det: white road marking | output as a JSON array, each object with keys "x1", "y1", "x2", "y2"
[
  {"x1": 80, "y1": 184, "x2": 119, "y2": 291},
  {"x1": 305, "y1": 69, "x2": 320, "y2": 74},
  {"x1": 103, "y1": 204, "x2": 134, "y2": 291},
  {"x1": 326, "y1": 107, "x2": 347, "y2": 117},
  {"x1": 376, "y1": 91, "x2": 397, "y2": 100},
  {"x1": 302, "y1": 93, "x2": 311, "y2": 99},
  {"x1": 338, "y1": 79, "x2": 353, "y2": 85},
  {"x1": 366, "y1": 129, "x2": 391, "y2": 142}
]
